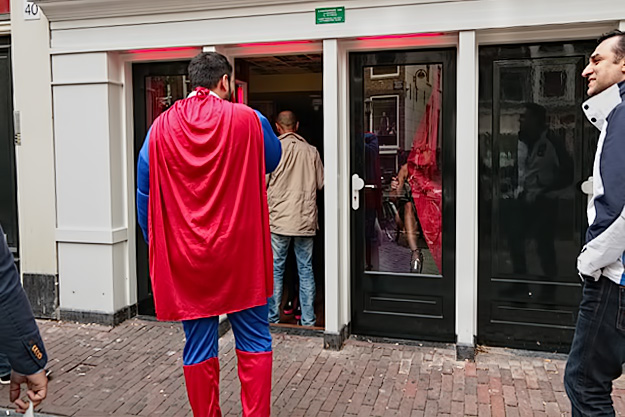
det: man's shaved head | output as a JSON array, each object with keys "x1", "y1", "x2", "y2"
[{"x1": 276, "y1": 111, "x2": 298, "y2": 131}]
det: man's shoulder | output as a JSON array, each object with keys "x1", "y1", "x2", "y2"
[
  {"x1": 231, "y1": 102, "x2": 258, "y2": 118},
  {"x1": 606, "y1": 100, "x2": 625, "y2": 131}
]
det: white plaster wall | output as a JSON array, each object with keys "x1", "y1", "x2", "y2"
[
  {"x1": 53, "y1": 52, "x2": 131, "y2": 313},
  {"x1": 10, "y1": 2, "x2": 57, "y2": 275},
  {"x1": 45, "y1": 0, "x2": 624, "y2": 53}
]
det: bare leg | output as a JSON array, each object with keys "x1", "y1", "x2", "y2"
[{"x1": 404, "y1": 204, "x2": 423, "y2": 273}]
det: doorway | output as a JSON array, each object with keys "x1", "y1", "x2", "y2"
[
  {"x1": 132, "y1": 54, "x2": 326, "y2": 328},
  {"x1": 132, "y1": 60, "x2": 190, "y2": 316},
  {"x1": 350, "y1": 49, "x2": 457, "y2": 342},
  {"x1": 477, "y1": 41, "x2": 598, "y2": 352},
  {"x1": 236, "y1": 54, "x2": 325, "y2": 329}
]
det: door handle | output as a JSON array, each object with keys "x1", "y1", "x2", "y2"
[
  {"x1": 352, "y1": 174, "x2": 365, "y2": 210},
  {"x1": 364, "y1": 184, "x2": 377, "y2": 189},
  {"x1": 581, "y1": 176, "x2": 593, "y2": 196}
]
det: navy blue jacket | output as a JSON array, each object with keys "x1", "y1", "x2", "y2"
[
  {"x1": 0, "y1": 225, "x2": 47, "y2": 375},
  {"x1": 578, "y1": 81, "x2": 625, "y2": 284}
]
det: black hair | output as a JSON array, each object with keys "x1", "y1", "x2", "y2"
[
  {"x1": 597, "y1": 30, "x2": 625, "y2": 62},
  {"x1": 188, "y1": 52, "x2": 233, "y2": 90},
  {"x1": 524, "y1": 102, "x2": 547, "y2": 127}
]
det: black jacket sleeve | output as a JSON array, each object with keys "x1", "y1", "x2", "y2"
[{"x1": 0, "y1": 225, "x2": 47, "y2": 375}]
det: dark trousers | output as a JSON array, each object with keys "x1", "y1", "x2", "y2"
[{"x1": 564, "y1": 277, "x2": 625, "y2": 416}]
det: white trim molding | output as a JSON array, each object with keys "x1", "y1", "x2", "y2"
[
  {"x1": 455, "y1": 30, "x2": 478, "y2": 347},
  {"x1": 56, "y1": 227, "x2": 128, "y2": 244},
  {"x1": 35, "y1": 0, "x2": 467, "y2": 23}
]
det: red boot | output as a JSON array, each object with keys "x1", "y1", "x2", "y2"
[
  {"x1": 183, "y1": 357, "x2": 222, "y2": 417},
  {"x1": 236, "y1": 349, "x2": 272, "y2": 416}
]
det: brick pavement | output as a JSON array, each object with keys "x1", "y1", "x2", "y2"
[{"x1": 2, "y1": 318, "x2": 625, "y2": 416}]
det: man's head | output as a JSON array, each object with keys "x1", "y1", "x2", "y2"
[
  {"x1": 275, "y1": 111, "x2": 299, "y2": 135},
  {"x1": 519, "y1": 103, "x2": 547, "y2": 144},
  {"x1": 582, "y1": 30, "x2": 625, "y2": 96},
  {"x1": 188, "y1": 52, "x2": 234, "y2": 100}
]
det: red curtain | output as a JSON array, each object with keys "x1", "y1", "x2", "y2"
[{"x1": 0, "y1": 0, "x2": 9, "y2": 15}]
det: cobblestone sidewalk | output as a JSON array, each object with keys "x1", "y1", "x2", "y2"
[{"x1": 1, "y1": 318, "x2": 625, "y2": 416}]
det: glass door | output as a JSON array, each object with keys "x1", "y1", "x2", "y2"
[{"x1": 350, "y1": 49, "x2": 456, "y2": 342}]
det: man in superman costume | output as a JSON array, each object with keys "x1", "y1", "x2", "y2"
[{"x1": 136, "y1": 52, "x2": 281, "y2": 416}]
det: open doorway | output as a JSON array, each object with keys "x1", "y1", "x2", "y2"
[{"x1": 235, "y1": 54, "x2": 325, "y2": 330}]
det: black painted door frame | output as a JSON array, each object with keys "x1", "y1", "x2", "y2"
[{"x1": 350, "y1": 48, "x2": 457, "y2": 343}]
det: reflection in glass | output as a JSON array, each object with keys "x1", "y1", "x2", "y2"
[
  {"x1": 482, "y1": 58, "x2": 579, "y2": 279},
  {"x1": 145, "y1": 75, "x2": 190, "y2": 129},
  {"x1": 364, "y1": 64, "x2": 443, "y2": 275}
]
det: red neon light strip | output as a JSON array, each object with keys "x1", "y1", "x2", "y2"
[
  {"x1": 356, "y1": 33, "x2": 444, "y2": 41},
  {"x1": 236, "y1": 40, "x2": 315, "y2": 48},
  {"x1": 127, "y1": 47, "x2": 199, "y2": 54}
]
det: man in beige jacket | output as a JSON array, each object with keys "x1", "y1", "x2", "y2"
[{"x1": 267, "y1": 111, "x2": 324, "y2": 326}]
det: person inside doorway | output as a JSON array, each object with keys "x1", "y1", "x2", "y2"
[{"x1": 267, "y1": 110, "x2": 324, "y2": 327}]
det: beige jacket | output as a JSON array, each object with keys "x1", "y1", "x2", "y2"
[{"x1": 266, "y1": 132, "x2": 324, "y2": 236}]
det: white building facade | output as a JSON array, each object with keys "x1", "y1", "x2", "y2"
[{"x1": 8, "y1": 0, "x2": 625, "y2": 354}]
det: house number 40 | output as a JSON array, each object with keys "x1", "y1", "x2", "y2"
[{"x1": 24, "y1": 1, "x2": 41, "y2": 20}]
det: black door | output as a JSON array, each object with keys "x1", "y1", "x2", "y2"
[
  {"x1": 477, "y1": 41, "x2": 598, "y2": 352},
  {"x1": 350, "y1": 49, "x2": 456, "y2": 342},
  {"x1": 0, "y1": 37, "x2": 18, "y2": 265},
  {"x1": 132, "y1": 61, "x2": 190, "y2": 315}
]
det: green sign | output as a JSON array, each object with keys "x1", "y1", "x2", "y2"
[{"x1": 315, "y1": 7, "x2": 345, "y2": 24}]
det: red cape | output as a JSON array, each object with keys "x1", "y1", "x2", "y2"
[{"x1": 148, "y1": 89, "x2": 273, "y2": 321}]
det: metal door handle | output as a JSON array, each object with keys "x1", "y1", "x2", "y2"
[
  {"x1": 352, "y1": 174, "x2": 365, "y2": 210},
  {"x1": 364, "y1": 184, "x2": 377, "y2": 189},
  {"x1": 581, "y1": 176, "x2": 593, "y2": 196}
]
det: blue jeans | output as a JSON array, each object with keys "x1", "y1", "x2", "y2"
[
  {"x1": 0, "y1": 353, "x2": 10, "y2": 377},
  {"x1": 564, "y1": 277, "x2": 625, "y2": 416},
  {"x1": 269, "y1": 233, "x2": 316, "y2": 326}
]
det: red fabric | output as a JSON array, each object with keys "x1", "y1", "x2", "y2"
[
  {"x1": 183, "y1": 357, "x2": 222, "y2": 417},
  {"x1": 407, "y1": 70, "x2": 443, "y2": 272},
  {"x1": 148, "y1": 88, "x2": 273, "y2": 321},
  {"x1": 236, "y1": 349, "x2": 272, "y2": 417}
]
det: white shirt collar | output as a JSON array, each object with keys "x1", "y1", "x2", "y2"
[
  {"x1": 187, "y1": 89, "x2": 221, "y2": 99},
  {"x1": 582, "y1": 83, "x2": 622, "y2": 130}
]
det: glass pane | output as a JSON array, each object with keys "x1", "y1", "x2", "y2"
[
  {"x1": 364, "y1": 64, "x2": 443, "y2": 275},
  {"x1": 492, "y1": 59, "x2": 580, "y2": 278},
  {"x1": 145, "y1": 75, "x2": 189, "y2": 129}
]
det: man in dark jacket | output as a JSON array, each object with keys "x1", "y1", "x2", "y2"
[
  {"x1": 564, "y1": 30, "x2": 625, "y2": 416},
  {"x1": 0, "y1": 224, "x2": 48, "y2": 413}
]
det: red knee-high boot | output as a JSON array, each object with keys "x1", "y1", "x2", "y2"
[
  {"x1": 183, "y1": 357, "x2": 222, "y2": 417},
  {"x1": 236, "y1": 349, "x2": 272, "y2": 416}
]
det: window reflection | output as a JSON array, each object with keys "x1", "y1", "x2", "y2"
[
  {"x1": 145, "y1": 75, "x2": 189, "y2": 129},
  {"x1": 364, "y1": 64, "x2": 443, "y2": 275},
  {"x1": 483, "y1": 58, "x2": 580, "y2": 279}
]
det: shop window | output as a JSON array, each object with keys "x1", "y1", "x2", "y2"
[
  {"x1": 369, "y1": 95, "x2": 399, "y2": 148},
  {"x1": 371, "y1": 65, "x2": 400, "y2": 79}
]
